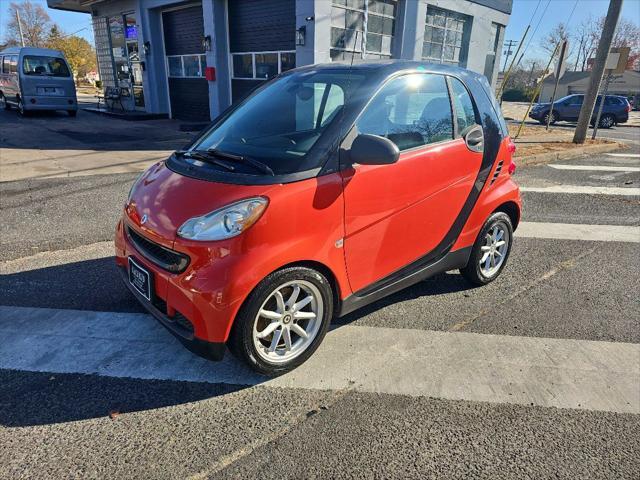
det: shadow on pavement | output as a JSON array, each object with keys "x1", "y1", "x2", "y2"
[
  {"x1": 0, "y1": 369, "x2": 244, "y2": 427},
  {"x1": 0, "y1": 258, "x2": 475, "y2": 427}
]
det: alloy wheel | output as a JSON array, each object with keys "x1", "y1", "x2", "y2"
[
  {"x1": 600, "y1": 115, "x2": 614, "y2": 128},
  {"x1": 479, "y1": 222, "x2": 510, "y2": 278},
  {"x1": 252, "y1": 280, "x2": 323, "y2": 364}
]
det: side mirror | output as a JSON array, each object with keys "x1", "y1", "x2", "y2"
[
  {"x1": 461, "y1": 124, "x2": 484, "y2": 153},
  {"x1": 349, "y1": 134, "x2": 399, "y2": 166}
]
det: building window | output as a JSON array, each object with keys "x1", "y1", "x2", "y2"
[
  {"x1": 423, "y1": 6, "x2": 470, "y2": 66},
  {"x1": 330, "y1": 0, "x2": 397, "y2": 61},
  {"x1": 166, "y1": 54, "x2": 207, "y2": 78},
  {"x1": 231, "y1": 51, "x2": 296, "y2": 80}
]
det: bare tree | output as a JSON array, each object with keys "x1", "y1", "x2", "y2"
[
  {"x1": 539, "y1": 22, "x2": 575, "y2": 70},
  {"x1": 572, "y1": 16, "x2": 598, "y2": 71},
  {"x1": 3, "y1": 0, "x2": 54, "y2": 48}
]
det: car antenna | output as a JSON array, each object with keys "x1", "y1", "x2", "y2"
[{"x1": 335, "y1": 30, "x2": 359, "y2": 172}]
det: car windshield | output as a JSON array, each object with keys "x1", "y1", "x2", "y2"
[
  {"x1": 22, "y1": 56, "x2": 71, "y2": 77},
  {"x1": 191, "y1": 70, "x2": 367, "y2": 175}
]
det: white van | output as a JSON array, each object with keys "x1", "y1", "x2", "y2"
[{"x1": 0, "y1": 47, "x2": 78, "y2": 117}]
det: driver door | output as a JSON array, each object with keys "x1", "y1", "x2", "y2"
[{"x1": 341, "y1": 74, "x2": 483, "y2": 293}]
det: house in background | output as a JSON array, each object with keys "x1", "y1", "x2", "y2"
[
  {"x1": 539, "y1": 70, "x2": 640, "y2": 103},
  {"x1": 47, "y1": 0, "x2": 511, "y2": 121}
]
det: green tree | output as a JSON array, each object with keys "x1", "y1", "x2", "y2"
[{"x1": 47, "y1": 33, "x2": 97, "y2": 79}]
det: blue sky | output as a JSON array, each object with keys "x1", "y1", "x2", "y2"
[
  {"x1": 1, "y1": 0, "x2": 94, "y2": 43},
  {"x1": 505, "y1": 0, "x2": 640, "y2": 61},
  {"x1": 2, "y1": 0, "x2": 639, "y2": 57}
]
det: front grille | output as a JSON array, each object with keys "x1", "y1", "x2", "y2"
[
  {"x1": 127, "y1": 226, "x2": 190, "y2": 273},
  {"x1": 490, "y1": 160, "x2": 503, "y2": 185}
]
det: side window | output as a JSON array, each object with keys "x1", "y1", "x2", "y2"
[
  {"x1": 320, "y1": 84, "x2": 344, "y2": 127},
  {"x1": 449, "y1": 77, "x2": 477, "y2": 133},
  {"x1": 10, "y1": 56, "x2": 18, "y2": 74},
  {"x1": 0, "y1": 57, "x2": 3, "y2": 74},
  {"x1": 356, "y1": 73, "x2": 453, "y2": 151}
]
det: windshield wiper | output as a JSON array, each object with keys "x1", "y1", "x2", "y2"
[
  {"x1": 207, "y1": 148, "x2": 275, "y2": 176},
  {"x1": 175, "y1": 150, "x2": 236, "y2": 172}
]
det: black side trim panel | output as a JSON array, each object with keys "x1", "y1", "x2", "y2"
[{"x1": 339, "y1": 247, "x2": 472, "y2": 317}]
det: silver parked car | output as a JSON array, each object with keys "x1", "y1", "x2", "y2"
[{"x1": 0, "y1": 46, "x2": 78, "y2": 117}]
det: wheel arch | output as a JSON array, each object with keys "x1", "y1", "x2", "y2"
[
  {"x1": 269, "y1": 260, "x2": 343, "y2": 318},
  {"x1": 493, "y1": 201, "x2": 521, "y2": 230}
]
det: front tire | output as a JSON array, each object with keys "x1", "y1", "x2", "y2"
[
  {"x1": 460, "y1": 212, "x2": 514, "y2": 286},
  {"x1": 228, "y1": 267, "x2": 334, "y2": 376},
  {"x1": 17, "y1": 98, "x2": 28, "y2": 117},
  {"x1": 542, "y1": 111, "x2": 557, "y2": 125}
]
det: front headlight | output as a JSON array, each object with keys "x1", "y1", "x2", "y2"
[{"x1": 177, "y1": 197, "x2": 268, "y2": 241}]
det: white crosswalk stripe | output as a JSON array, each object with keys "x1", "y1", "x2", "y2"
[
  {"x1": 520, "y1": 185, "x2": 640, "y2": 195},
  {"x1": 0, "y1": 305, "x2": 638, "y2": 414},
  {"x1": 516, "y1": 222, "x2": 640, "y2": 243},
  {"x1": 606, "y1": 153, "x2": 640, "y2": 158},
  {"x1": 548, "y1": 164, "x2": 640, "y2": 172}
]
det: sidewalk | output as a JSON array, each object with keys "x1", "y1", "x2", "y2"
[{"x1": 0, "y1": 107, "x2": 197, "y2": 182}]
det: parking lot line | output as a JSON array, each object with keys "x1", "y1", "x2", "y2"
[
  {"x1": 520, "y1": 185, "x2": 640, "y2": 195},
  {"x1": 0, "y1": 305, "x2": 638, "y2": 414},
  {"x1": 606, "y1": 153, "x2": 640, "y2": 158},
  {"x1": 548, "y1": 164, "x2": 640, "y2": 172},
  {"x1": 516, "y1": 222, "x2": 640, "y2": 243}
]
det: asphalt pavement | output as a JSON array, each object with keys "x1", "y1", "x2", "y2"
[{"x1": 1, "y1": 108, "x2": 639, "y2": 479}]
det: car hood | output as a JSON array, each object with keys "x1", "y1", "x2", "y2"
[
  {"x1": 125, "y1": 160, "x2": 275, "y2": 247},
  {"x1": 533, "y1": 102, "x2": 551, "y2": 109}
]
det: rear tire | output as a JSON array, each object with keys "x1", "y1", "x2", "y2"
[
  {"x1": 599, "y1": 114, "x2": 615, "y2": 129},
  {"x1": 228, "y1": 266, "x2": 334, "y2": 376},
  {"x1": 460, "y1": 212, "x2": 514, "y2": 286},
  {"x1": 0, "y1": 93, "x2": 9, "y2": 110}
]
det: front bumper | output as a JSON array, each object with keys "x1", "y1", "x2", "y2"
[{"x1": 118, "y1": 264, "x2": 226, "y2": 361}]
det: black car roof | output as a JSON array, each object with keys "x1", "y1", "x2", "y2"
[{"x1": 294, "y1": 59, "x2": 486, "y2": 84}]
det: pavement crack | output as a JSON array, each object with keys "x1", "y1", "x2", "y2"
[
  {"x1": 187, "y1": 385, "x2": 354, "y2": 480},
  {"x1": 448, "y1": 245, "x2": 601, "y2": 332}
]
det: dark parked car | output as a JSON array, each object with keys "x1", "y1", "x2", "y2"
[{"x1": 529, "y1": 94, "x2": 631, "y2": 128}]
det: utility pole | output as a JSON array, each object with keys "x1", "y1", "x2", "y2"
[
  {"x1": 16, "y1": 10, "x2": 26, "y2": 47},
  {"x1": 573, "y1": 0, "x2": 624, "y2": 144},
  {"x1": 502, "y1": 39, "x2": 517, "y2": 72}
]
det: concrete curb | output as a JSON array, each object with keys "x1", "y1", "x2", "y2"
[{"x1": 515, "y1": 142, "x2": 622, "y2": 167}]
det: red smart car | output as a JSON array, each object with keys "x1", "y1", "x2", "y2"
[{"x1": 116, "y1": 61, "x2": 521, "y2": 375}]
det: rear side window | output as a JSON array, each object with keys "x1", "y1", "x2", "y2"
[
  {"x1": 356, "y1": 73, "x2": 453, "y2": 151},
  {"x1": 605, "y1": 97, "x2": 622, "y2": 105},
  {"x1": 10, "y1": 56, "x2": 18, "y2": 74},
  {"x1": 449, "y1": 77, "x2": 477, "y2": 133},
  {"x1": 0, "y1": 57, "x2": 3, "y2": 74},
  {"x1": 22, "y1": 56, "x2": 71, "y2": 77}
]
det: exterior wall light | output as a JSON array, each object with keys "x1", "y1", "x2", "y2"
[
  {"x1": 296, "y1": 26, "x2": 306, "y2": 46},
  {"x1": 202, "y1": 35, "x2": 212, "y2": 52}
]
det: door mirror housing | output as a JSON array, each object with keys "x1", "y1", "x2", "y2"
[
  {"x1": 461, "y1": 124, "x2": 484, "y2": 153},
  {"x1": 349, "y1": 134, "x2": 400, "y2": 166}
]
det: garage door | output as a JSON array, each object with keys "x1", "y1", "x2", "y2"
[
  {"x1": 162, "y1": 5, "x2": 210, "y2": 121},
  {"x1": 228, "y1": 0, "x2": 296, "y2": 103}
]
